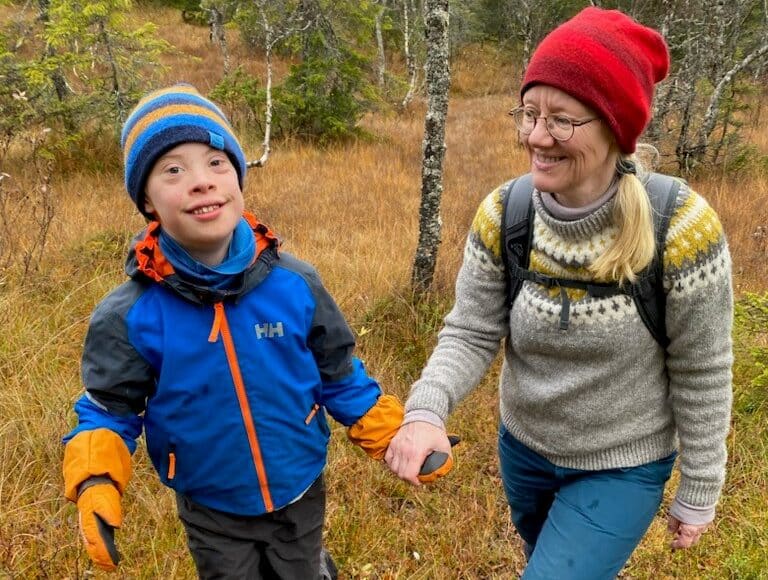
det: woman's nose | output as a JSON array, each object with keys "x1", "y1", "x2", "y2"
[{"x1": 526, "y1": 117, "x2": 555, "y2": 147}]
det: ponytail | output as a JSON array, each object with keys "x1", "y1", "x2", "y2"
[{"x1": 590, "y1": 156, "x2": 655, "y2": 284}]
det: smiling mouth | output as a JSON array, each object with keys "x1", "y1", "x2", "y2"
[
  {"x1": 190, "y1": 203, "x2": 222, "y2": 215},
  {"x1": 536, "y1": 153, "x2": 565, "y2": 164}
]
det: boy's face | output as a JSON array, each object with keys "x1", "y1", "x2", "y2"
[{"x1": 144, "y1": 142, "x2": 244, "y2": 266}]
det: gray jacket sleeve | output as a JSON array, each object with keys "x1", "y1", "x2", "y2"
[{"x1": 81, "y1": 281, "x2": 155, "y2": 416}]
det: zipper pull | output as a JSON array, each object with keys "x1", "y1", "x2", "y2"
[
  {"x1": 305, "y1": 404, "x2": 320, "y2": 425},
  {"x1": 209, "y1": 302, "x2": 224, "y2": 342}
]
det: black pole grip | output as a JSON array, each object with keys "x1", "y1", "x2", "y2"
[{"x1": 418, "y1": 435, "x2": 460, "y2": 476}]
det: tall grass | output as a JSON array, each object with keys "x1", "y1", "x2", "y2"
[{"x1": 1, "y1": 5, "x2": 766, "y2": 578}]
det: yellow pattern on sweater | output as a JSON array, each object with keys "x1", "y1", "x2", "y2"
[
  {"x1": 469, "y1": 182, "x2": 724, "y2": 297},
  {"x1": 664, "y1": 190, "x2": 723, "y2": 271}
]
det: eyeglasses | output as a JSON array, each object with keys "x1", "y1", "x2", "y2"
[{"x1": 509, "y1": 107, "x2": 598, "y2": 142}]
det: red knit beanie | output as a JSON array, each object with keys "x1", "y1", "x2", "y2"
[{"x1": 521, "y1": 7, "x2": 669, "y2": 154}]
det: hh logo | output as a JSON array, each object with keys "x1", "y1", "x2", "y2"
[{"x1": 254, "y1": 322, "x2": 285, "y2": 339}]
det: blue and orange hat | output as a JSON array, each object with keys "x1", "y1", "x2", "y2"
[{"x1": 121, "y1": 83, "x2": 247, "y2": 217}]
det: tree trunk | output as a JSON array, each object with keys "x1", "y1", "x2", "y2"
[
  {"x1": 98, "y1": 20, "x2": 128, "y2": 121},
  {"x1": 208, "y1": 6, "x2": 230, "y2": 74},
  {"x1": 37, "y1": 0, "x2": 70, "y2": 103},
  {"x1": 695, "y1": 42, "x2": 768, "y2": 156},
  {"x1": 400, "y1": 0, "x2": 418, "y2": 109},
  {"x1": 249, "y1": 18, "x2": 274, "y2": 168},
  {"x1": 411, "y1": 0, "x2": 450, "y2": 293},
  {"x1": 375, "y1": 5, "x2": 386, "y2": 89}
]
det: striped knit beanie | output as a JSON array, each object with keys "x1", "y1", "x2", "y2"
[
  {"x1": 121, "y1": 84, "x2": 247, "y2": 217},
  {"x1": 521, "y1": 7, "x2": 669, "y2": 154}
]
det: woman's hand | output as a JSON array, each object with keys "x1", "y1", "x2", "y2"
[
  {"x1": 384, "y1": 421, "x2": 452, "y2": 486},
  {"x1": 667, "y1": 516, "x2": 710, "y2": 549}
]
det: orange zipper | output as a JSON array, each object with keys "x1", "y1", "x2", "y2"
[{"x1": 209, "y1": 302, "x2": 274, "y2": 512}]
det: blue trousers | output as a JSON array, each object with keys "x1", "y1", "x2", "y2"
[{"x1": 498, "y1": 427, "x2": 675, "y2": 580}]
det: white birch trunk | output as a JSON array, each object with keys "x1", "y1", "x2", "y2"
[
  {"x1": 401, "y1": 0, "x2": 418, "y2": 109},
  {"x1": 375, "y1": 5, "x2": 386, "y2": 89}
]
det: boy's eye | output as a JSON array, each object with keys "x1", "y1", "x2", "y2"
[{"x1": 166, "y1": 165, "x2": 182, "y2": 175}]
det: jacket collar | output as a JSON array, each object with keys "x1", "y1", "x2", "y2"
[{"x1": 126, "y1": 211, "x2": 280, "y2": 303}]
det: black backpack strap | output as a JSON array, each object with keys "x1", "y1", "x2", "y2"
[
  {"x1": 500, "y1": 174, "x2": 535, "y2": 307},
  {"x1": 630, "y1": 173, "x2": 682, "y2": 349}
]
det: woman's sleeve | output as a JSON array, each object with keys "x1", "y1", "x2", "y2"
[
  {"x1": 406, "y1": 186, "x2": 511, "y2": 420},
  {"x1": 663, "y1": 186, "x2": 734, "y2": 511}
]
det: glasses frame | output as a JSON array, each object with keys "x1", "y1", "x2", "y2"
[{"x1": 509, "y1": 107, "x2": 598, "y2": 142}]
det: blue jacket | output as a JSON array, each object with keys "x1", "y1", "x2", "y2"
[{"x1": 65, "y1": 216, "x2": 381, "y2": 515}]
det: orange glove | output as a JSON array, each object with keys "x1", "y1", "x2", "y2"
[
  {"x1": 347, "y1": 394, "x2": 404, "y2": 460},
  {"x1": 63, "y1": 429, "x2": 131, "y2": 571},
  {"x1": 417, "y1": 434, "x2": 459, "y2": 483},
  {"x1": 418, "y1": 455, "x2": 454, "y2": 484}
]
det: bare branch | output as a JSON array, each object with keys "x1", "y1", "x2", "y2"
[{"x1": 697, "y1": 41, "x2": 768, "y2": 149}]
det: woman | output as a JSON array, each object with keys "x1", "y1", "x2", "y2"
[{"x1": 385, "y1": 7, "x2": 733, "y2": 579}]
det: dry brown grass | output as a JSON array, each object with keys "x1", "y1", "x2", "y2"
[{"x1": 1, "y1": 5, "x2": 767, "y2": 578}]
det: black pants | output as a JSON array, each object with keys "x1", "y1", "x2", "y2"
[{"x1": 176, "y1": 475, "x2": 326, "y2": 580}]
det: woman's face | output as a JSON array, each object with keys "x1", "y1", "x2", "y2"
[{"x1": 520, "y1": 85, "x2": 619, "y2": 207}]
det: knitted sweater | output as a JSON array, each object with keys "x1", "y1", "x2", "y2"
[{"x1": 406, "y1": 179, "x2": 733, "y2": 513}]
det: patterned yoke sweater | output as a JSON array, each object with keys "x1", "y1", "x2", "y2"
[{"x1": 406, "y1": 177, "x2": 733, "y2": 520}]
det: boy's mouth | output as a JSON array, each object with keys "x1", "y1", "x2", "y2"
[{"x1": 189, "y1": 203, "x2": 223, "y2": 215}]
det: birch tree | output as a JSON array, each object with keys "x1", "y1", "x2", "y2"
[
  {"x1": 204, "y1": 1, "x2": 231, "y2": 74},
  {"x1": 644, "y1": 0, "x2": 768, "y2": 171},
  {"x1": 236, "y1": 0, "x2": 312, "y2": 167},
  {"x1": 400, "y1": 0, "x2": 420, "y2": 108},
  {"x1": 374, "y1": 0, "x2": 389, "y2": 89},
  {"x1": 412, "y1": 0, "x2": 450, "y2": 292}
]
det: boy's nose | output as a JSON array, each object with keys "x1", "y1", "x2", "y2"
[{"x1": 190, "y1": 170, "x2": 215, "y2": 193}]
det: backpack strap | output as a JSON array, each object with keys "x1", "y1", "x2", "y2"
[
  {"x1": 499, "y1": 171, "x2": 681, "y2": 347},
  {"x1": 630, "y1": 173, "x2": 682, "y2": 349},
  {"x1": 500, "y1": 174, "x2": 535, "y2": 307}
]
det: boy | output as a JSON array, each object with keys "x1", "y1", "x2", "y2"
[{"x1": 62, "y1": 84, "x2": 416, "y2": 578}]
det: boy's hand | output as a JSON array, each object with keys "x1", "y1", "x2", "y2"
[
  {"x1": 63, "y1": 428, "x2": 131, "y2": 571},
  {"x1": 347, "y1": 394, "x2": 404, "y2": 460},
  {"x1": 76, "y1": 482, "x2": 122, "y2": 570}
]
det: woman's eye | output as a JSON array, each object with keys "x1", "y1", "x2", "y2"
[
  {"x1": 523, "y1": 109, "x2": 537, "y2": 121},
  {"x1": 553, "y1": 116, "x2": 572, "y2": 130}
]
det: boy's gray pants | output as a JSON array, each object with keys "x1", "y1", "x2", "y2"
[{"x1": 176, "y1": 474, "x2": 335, "y2": 579}]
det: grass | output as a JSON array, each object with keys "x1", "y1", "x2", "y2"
[{"x1": 1, "y1": 4, "x2": 767, "y2": 578}]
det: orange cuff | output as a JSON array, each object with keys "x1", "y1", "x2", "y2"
[
  {"x1": 63, "y1": 429, "x2": 132, "y2": 502},
  {"x1": 347, "y1": 394, "x2": 404, "y2": 461}
]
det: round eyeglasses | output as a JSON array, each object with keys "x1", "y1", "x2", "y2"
[{"x1": 509, "y1": 107, "x2": 598, "y2": 142}]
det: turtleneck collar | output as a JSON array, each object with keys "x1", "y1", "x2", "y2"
[
  {"x1": 538, "y1": 175, "x2": 619, "y2": 221},
  {"x1": 532, "y1": 176, "x2": 619, "y2": 242}
]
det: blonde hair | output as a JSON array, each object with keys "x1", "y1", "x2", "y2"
[{"x1": 590, "y1": 154, "x2": 656, "y2": 284}]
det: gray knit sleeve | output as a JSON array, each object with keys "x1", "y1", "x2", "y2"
[
  {"x1": 406, "y1": 189, "x2": 509, "y2": 420},
  {"x1": 663, "y1": 187, "x2": 734, "y2": 510}
]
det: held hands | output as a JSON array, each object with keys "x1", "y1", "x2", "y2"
[
  {"x1": 667, "y1": 515, "x2": 710, "y2": 550},
  {"x1": 385, "y1": 421, "x2": 454, "y2": 485}
]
